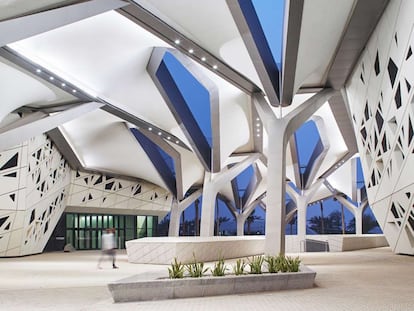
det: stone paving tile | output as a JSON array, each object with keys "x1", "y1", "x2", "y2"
[{"x1": 1, "y1": 247, "x2": 414, "y2": 311}]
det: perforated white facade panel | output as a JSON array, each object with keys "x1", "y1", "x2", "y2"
[{"x1": 346, "y1": 0, "x2": 414, "y2": 254}]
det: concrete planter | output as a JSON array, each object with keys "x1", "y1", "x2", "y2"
[{"x1": 108, "y1": 265, "x2": 316, "y2": 303}]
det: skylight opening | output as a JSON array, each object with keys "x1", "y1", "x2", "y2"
[
  {"x1": 295, "y1": 120, "x2": 320, "y2": 171},
  {"x1": 158, "y1": 52, "x2": 212, "y2": 147},
  {"x1": 251, "y1": 0, "x2": 285, "y2": 70}
]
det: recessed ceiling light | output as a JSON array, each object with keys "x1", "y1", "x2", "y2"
[
  {"x1": 256, "y1": 123, "x2": 260, "y2": 127},
  {"x1": 256, "y1": 134, "x2": 260, "y2": 137},
  {"x1": 176, "y1": 140, "x2": 179, "y2": 144},
  {"x1": 256, "y1": 117, "x2": 260, "y2": 121},
  {"x1": 201, "y1": 57, "x2": 206, "y2": 61},
  {"x1": 72, "y1": 89, "x2": 77, "y2": 93},
  {"x1": 174, "y1": 39, "x2": 180, "y2": 44},
  {"x1": 49, "y1": 76, "x2": 54, "y2": 80},
  {"x1": 158, "y1": 132, "x2": 162, "y2": 135},
  {"x1": 256, "y1": 128, "x2": 260, "y2": 132},
  {"x1": 189, "y1": 49, "x2": 194, "y2": 54},
  {"x1": 167, "y1": 136, "x2": 171, "y2": 140},
  {"x1": 61, "y1": 83, "x2": 66, "y2": 87},
  {"x1": 148, "y1": 127, "x2": 152, "y2": 131},
  {"x1": 213, "y1": 65, "x2": 218, "y2": 69},
  {"x1": 36, "y1": 69, "x2": 41, "y2": 73}
]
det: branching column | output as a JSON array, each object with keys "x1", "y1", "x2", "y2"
[
  {"x1": 168, "y1": 189, "x2": 202, "y2": 236},
  {"x1": 254, "y1": 89, "x2": 336, "y2": 255},
  {"x1": 200, "y1": 154, "x2": 260, "y2": 236}
]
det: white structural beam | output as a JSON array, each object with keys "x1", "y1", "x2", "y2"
[
  {"x1": 236, "y1": 193, "x2": 265, "y2": 236},
  {"x1": 0, "y1": 0, "x2": 127, "y2": 47},
  {"x1": 334, "y1": 194, "x2": 368, "y2": 235},
  {"x1": 0, "y1": 102, "x2": 103, "y2": 151},
  {"x1": 200, "y1": 153, "x2": 261, "y2": 236},
  {"x1": 296, "y1": 179, "x2": 325, "y2": 241},
  {"x1": 254, "y1": 88, "x2": 336, "y2": 255},
  {"x1": 303, "y1": 116, "x2": 330, "y2": 189},
  {"x1": 168, "y1": 189, "x2": 202, "y2": 237}
]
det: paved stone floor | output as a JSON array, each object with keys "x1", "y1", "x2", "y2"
[{"x1": 0, "y1": 247, "x2": 413, "y2": 310}]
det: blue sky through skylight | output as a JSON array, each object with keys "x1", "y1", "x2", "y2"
[
  {"x1": 162, "y1": 52, "x2": 212, "y2": 146},
  {"x1": 251, "y1": 0, "x2": 285, "y2": 69},
  {"x1": 295, "y1": 120, "x2": 320, "y2": 172}
]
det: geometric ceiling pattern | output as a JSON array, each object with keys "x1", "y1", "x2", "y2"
[{"x1": 1, "y1": 0, "x2": 409, "y2": 255}]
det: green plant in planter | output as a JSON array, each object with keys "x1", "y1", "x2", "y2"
[
  {"x1": 265, "y1": 255, "x2": 280, "y2": 273},
  {"x1": 211, "y1": 257, "x2": 228, "y2": 277},
  {"x1": 168, "y1": 257, "x2": 185, "y2": 279},
  {"x1": 248, "y1": 255, "x2": 264, "y2": 274},
  {"x1": 186, "y1": 254, "x2": 208, "y2": 278},
  {"x1": 277, "y1": 254, "x2": 289, "y2": 272},
  {"x1": 233, "y1": 258, "x2": 247, "y2": 275},
  {"x1": 285, "y1": 256, "x2": 301, "y2": 272}
]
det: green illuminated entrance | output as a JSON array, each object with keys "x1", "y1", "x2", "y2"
[{"x1": 65, "y1": 213, "x2": 157, "y2": 250}]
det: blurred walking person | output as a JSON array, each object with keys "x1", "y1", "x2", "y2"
[{"x1": 97, "y1": 228, "x2": 118, "y2": 269}]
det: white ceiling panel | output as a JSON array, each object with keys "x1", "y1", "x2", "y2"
[
  {"x1": 293, "y1": 0, "x2": 356, "y2": 91},
  {"x1": 0, "y1": 0, "x2": 71, "y2": 21},
  {"x1": 60, "y1": 109, "x2": 168, "y2": 190},
  {"x1": 10, "y1": 11, "x2": 179, "y2": 132},
  {"x1": 0, "y1": 57, "x2": 76, "y2": 123}
]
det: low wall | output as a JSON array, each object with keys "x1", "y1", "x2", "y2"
[
  {"x1": 108, "y1": 265, "x2": 316, "y2": 303},
  {"x1": 126, "y1": 235, "x2": 388, "y2": 264},
  {"x1": 341, "y1": 235, "x2": 388, "y2": 251},
  {"x1": 285, "y1": 234, "x2": 388, "y2": 252},
  {"x1": 126, "y1": 236, "x2": 264, "y2": 264}
]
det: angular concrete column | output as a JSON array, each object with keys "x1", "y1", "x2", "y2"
[
  {"x1": 200, "y1": 153, "x2": 260, "y2": 236},
  {"x1": 235, "y1": 197, "x2": 261, "y2": 236},
  {"x1": 199, "y1": 172, "x2": 217, "y2": 237},
  {"x1": 168, "y1": 200, "x2": 181, "y2": 237},
  {"x1": 265, "y1": 121, "x2": 288, "y2": 254},
  {"x1": 254, "y1": 89, "x2": 336, "y2": 255},
  {"x1": 355, "y1": 207, "x2": 363, "y2": 235},
  {"x1": 168, "y1": 189, "x2": 202, "y2": 237},
  {"x1": 334, "y1": 194, "x2": 366, "y2": 235},
  {"x1": 236, "y1": 215, "x2": 246, "y2": 236},
  {"x1": 355, "y1": 201, "x2": 368, "y2": 235},
  {"x1": 287, "y1": 179, "x2": 324, "y2": 247},
  {"x1": 296, "y1": 196, "x2": 308, "y2": 241}
]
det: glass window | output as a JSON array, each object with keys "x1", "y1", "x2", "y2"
[
  {"x1": 126, "y1": 228, "x2": 134, "y2": 241},
  {"x1": 66, "y1": 230, "x2": 73, "y2": 245},
  {"x1": 66, "y1": 214, "x2": 73, "y2": 228},
  {"x1": 65, "y1": 213, "x2": 158, "y2": 250},
  {"x1": 79, "y1": 230, "x2": 84, "y2": 249},
  {"x1": 98, "y1": 230, "x2": 102, "y2": 249},
  {"x1": 79, "y1": 215, "x2": 86, "y2": 228},
  {"x1": 91, "y1": 230, "x2": 96, "y2": 249},
  {"x1": 91, "y1": 215, "x2": 97, "y2": 228},
  {"x1": 147, "y1": 216, "x2": 153, "y2": 237},
  {"x1": 137, "y1": 216, "x2": 146, "y2": 228},
  {"x1": 126, "y1": 216, "x2": 134, "y2": 228}
]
